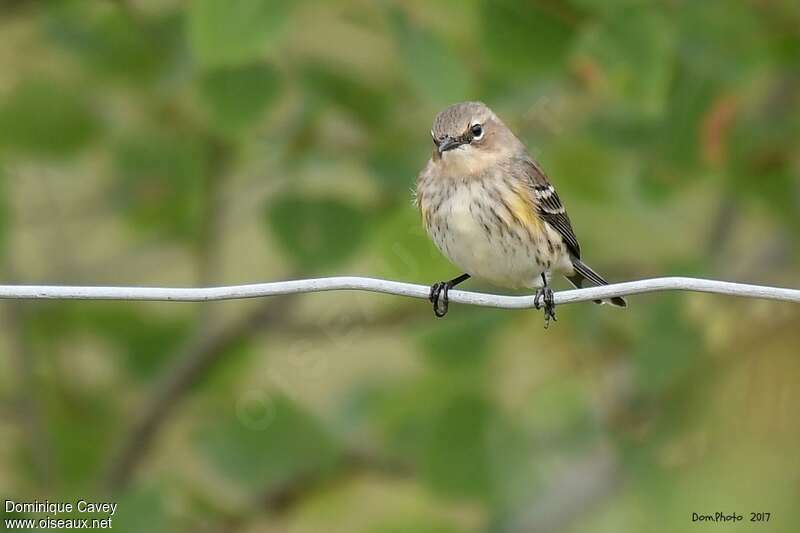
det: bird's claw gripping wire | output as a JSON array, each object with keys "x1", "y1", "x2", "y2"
[
  {"x1": 534, "y1": 286, "x2": 557, "y2": 328},
  {"x1": 429, "y1": 281, "x2": 451, "y2": 318},
  {"x1": 429, "y1": 273, "x2": 470, "y2": 318}
]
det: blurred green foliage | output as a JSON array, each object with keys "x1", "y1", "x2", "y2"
[
  {"x1": 0, "y1": 80, "x2": 99, "y2": 157},
  {"x1": 0, "y1": 0, "x2": 799, "y2": 532},
  {"x1": 268, "y1": 192, "x2": 368, "y2": 271},
  {"x1": 197, "y1": 394, "x2": 339, "y2": 492}
]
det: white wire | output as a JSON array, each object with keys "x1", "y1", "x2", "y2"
[{"x1": 0, "y1": 276, "x2": 798, "y2": 308}]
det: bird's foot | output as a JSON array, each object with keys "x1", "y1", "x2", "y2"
[
  {"x1": 429, "y1": 281, "x2": 451, "y2": 318},
  {"x1": 534, "y1": 286, "x2": 557, "y2": 328}
]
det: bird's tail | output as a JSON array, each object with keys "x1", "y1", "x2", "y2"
[{"x1": 566, "y1": 259, "x2": 627, "y2": 308}]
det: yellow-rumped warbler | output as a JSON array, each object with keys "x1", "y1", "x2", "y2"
[{"x1": 415, "y1": 101, "x2": 626, "y2": 325}]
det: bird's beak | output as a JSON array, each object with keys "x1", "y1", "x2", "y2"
[{"x1": 437, "y1": 136, "x2": 462, "y2": 154}]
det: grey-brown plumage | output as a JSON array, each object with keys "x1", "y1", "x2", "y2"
[{"x1": 415, "y1": 101, "x2": 626, "y2": 320}]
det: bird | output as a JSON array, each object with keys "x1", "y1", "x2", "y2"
[{"x1": 414, "y1": 101, "x2": 626, "y2": 326}]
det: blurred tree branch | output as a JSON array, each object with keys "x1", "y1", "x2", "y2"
[
  {"x1": 103, "y1": 295, "x2": 295, "y2": 492},
  {"x1": 260, "y1": 449, "x2": 413, "y2": 516},
  {"x1": 1, "y1": 173, "x2": 54, "y2": 488},
  {"x1": 2, "y1": 298, "x2": 54, "y2": 489},
  {"x1": 104, "y1": 134, "x2": 245, "y2": 493},
  {"x1": 216, "y1": 449, "x2": 413, "y2": 532},
  {"x1": 706, "y1": 193, "x2": 739, "y2": 265},
  {"x1": 502, "y1": 443, "x2": 619, "y2": 533}
]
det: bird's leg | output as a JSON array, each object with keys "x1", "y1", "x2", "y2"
[
  {"x1": 533, "y1": 272, "x2": 557, "y2": 328},
  {"x1": 429, "y1": 273, "x2": 470, "y2": 318}
]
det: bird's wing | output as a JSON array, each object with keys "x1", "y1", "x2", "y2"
[{"x1": 520, "y1": 158, "x2": 581, "y2": 259}]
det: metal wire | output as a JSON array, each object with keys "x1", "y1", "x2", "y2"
[{"x1": 0, "y1": 276, "x2": 798, "y2": 308}]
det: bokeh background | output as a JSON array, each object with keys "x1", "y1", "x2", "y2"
[{"x1": 1, "y1": 0, "x2": 799, "y2": 531}]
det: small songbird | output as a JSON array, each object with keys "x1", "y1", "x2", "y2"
[{"x1": 415, "y1": 101, "x2": 626, "y2": 326}]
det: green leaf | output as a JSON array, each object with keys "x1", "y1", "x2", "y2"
[
  {"x1": 196, "y1": 395, "x2": 339, "y2": 491},
  {"x1": 358, "y1": 378, "x2": 448, "y2": 461},
  {"x1": 303, "y1": 65, "x2": 391, "y2": 128},
  {"x1": 27, "y1": 302, "x2": 192, "y2": 380},
  {"x1": 0, "y1": 80, "x2": 99, "y2": 158},
  {"x1": 81, "y1": 306, "x2": 192, "y2": 380},
  {"x1": 187, "y1": 0, "x2": 291, "y2": 67},
  {"x1": 357, "y1": 374, "x2": 530, "y2": 505},
  {"x1": 547, "y1": 137, "x2": 617, "y2": 201},
  {"x1": 675, "y1": 0, "x2": 767, "y2": 83},
  {"x1": 631, "y1": 296, "x2": 703, "y2": 395},
  {"x1": 524, "y1": 379, "x2": 594, "y2": 445},
  {"x1": 568, "y1": 0, "x2": 655, "y2": 16},
  {"x1": 370, "y1": 518, "x2": 459, "y2": 533},
  {"x1": 199, "y1": 63, "x2": 281, "y2": 135},
  {"x1": 588, "y1": 62, "x2": 718, "y2": 203},
  {"x1": 367, "y1": 135, "x2": 428, "y2": 194},
  {"x1": 112, "y1": 486, "x2": 168, "y2": 533},
  {"x1": 418, "y1": 310, "x2": 505, "y2": 369},
  {"x1": 482, "y1": 0, "x2": 576, "y2": 78},
  {"x1": 371, "y1": 206, "x2": 451, "y2": 282},
  {"x1": 422, "y1": 392, "x2": 494, "y2": 499},
  {"x1": 267, "y1": 194, "x2": 367, "y2": 271},
  {"x1": 389, "y1": 10, "x2": 471, "y2": 106},
  {"x1": 0, "y1": 165, "x2": 7, "y2": 256},
  {"x1": 726, "y1": 89, "x2": 800, "y2": 226},
  {"x1": 45, "y1": 3, "x2": 180, "y2": 81},
  {"x1": 652, "y1": 65, "x2": 717, "y2": 169},
  {"x1": 575, "y1": 7, "x2": 676, "y2": 117},
  {"x1": 46, "y1": 389, "x2": 120, "y2": 490},
  {"x1": 113, "y1": 131, "x2": 209, "y2": 241}
]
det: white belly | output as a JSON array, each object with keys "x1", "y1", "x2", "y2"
[{"x1": 424, "y1": 180, "x2": 570, "y2": 289}]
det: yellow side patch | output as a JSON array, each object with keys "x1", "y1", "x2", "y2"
[{"x1": 505, "y1": 184, "x2": 543, "y2": 234}]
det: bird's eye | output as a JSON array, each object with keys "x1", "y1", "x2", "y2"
[{"x1": 470, "y1": 124, "x2": 484, "y2": 140}]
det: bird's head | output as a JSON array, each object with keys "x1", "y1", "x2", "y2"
[{"x1": 429, "y1": 101, "x2": 524, "y2": 175}]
